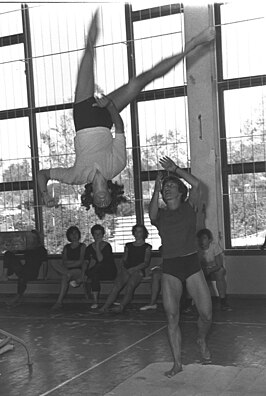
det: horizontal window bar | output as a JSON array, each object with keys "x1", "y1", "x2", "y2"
[
  {"x1": 132, "y1": 4, "x2": 183, "y2": 22},
  {"x1": 224, "y1": 161, "x2": 266, "y2": 174},
  {"x1": 0, "y1": 33, "x2": 24, "y2": 47},
  {"x1": 0, "y1": 181, "x2": 33, "y2": 192},
  {"x1": 218, "y1": 74, "x2": 266, "y2": 90}
]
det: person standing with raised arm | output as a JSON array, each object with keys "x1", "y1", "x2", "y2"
[
  {"x1": 149, "y1": 156, "x2": 212, "y2": 377},
  {"x1": 38, "y1": 10, "x2": 215, "y2": 218}
]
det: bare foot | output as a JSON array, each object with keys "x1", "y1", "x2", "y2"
[
  {"x1": 164, "y1": 363, "x2": 182, "y2": 378},
  {"x1": 88, "y1": 10, "x2": 99, "y2": 46},
  {"x1": 197, "y1": 338, "x2": 211, "y2": 361}
]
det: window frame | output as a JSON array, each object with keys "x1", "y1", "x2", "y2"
[{"x1": 215, "y1": 3, "x2": 266, "y2": 253}]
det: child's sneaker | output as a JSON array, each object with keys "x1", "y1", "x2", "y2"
[{"x1": 140, "y1": 304, "x2": 157, "y2": 311}]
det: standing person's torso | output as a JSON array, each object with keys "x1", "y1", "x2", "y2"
[{"x1": 156, "y1": 201, "x2": 198, "y2": 258}]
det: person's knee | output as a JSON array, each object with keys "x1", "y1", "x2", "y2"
[
  {"x1": 199, "y1": 308, "x2": 212, "y2": 323},
  {"x1": 61, "y1": 274, "x2": 69, "y2": 283},
  {"x1": 166, "y1": 312, "x2": 180, "y2": 330}
]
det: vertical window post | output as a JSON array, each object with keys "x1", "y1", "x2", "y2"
[{"x1": 21, "y1": 3, "x2": 43, "y2": 232}]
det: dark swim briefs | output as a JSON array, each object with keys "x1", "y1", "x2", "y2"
[
  {"x1": 73, "y1": 96, "x2": 113, "y2": 131},
  {"x1": 162, "y1": 253, "x2": 201, "y2": 282}
]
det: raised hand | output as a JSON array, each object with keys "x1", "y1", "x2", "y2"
[
  {"x1": 92, "y1": 94, "x2": 111, "y2": 108},
  {"x1": 42, "y1": 192, "x2": 59, "y2": 208},
  {"x1": 154, "y1": 172, "x2": 163, "y2": 193},
  {"x1": 159, "y1": 156, "x2": 177, "y2": 172}
]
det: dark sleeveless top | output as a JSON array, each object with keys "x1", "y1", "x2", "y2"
[
  {"x1": 65, "y1": 243, "x2": 83, "y2": 262},
  {"x1": 73, "y1": 97, "x2": 113, "y2": 131},
  {"x1": 124, "y1": 242, "x2": 152, "y2": 275},
  {"x1": 154, "y1": 201, "x2": 197, "y2": 258}
]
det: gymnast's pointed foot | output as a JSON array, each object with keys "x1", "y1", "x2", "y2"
[
  {"x1": 197, "y1": 338, "x2": 211, "y2": 361},
  {"x1": 164, "y1": 363, "x2": 182, "y2": 378},
  {"x1": 88, "y1": 10, "x2": 100, "y2": 46}
]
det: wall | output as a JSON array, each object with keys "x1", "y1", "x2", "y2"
[{"x1": 225, "y1": 254, "x2": 266, "y2": 295}]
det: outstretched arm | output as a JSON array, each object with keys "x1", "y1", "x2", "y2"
[
  {"x1": 149, "y1": 172, "x2": 163, "y2": 225},
  {"x1": 37, "y1": 169, "x2": 58, "y2": 207},
  {"x1": 159, "y1": 156, "x2": 201, "y2": 209}
]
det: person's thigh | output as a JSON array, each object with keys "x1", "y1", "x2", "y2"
[
  {"x1": 126, "y1": 270, "x2": 143, "y2": 289},
  {"x1": 162, "y1": 273, "x2": 183, "y2": 316},
  {"x1": 114, "y1": 268, "x2": 130, "y2": 289},
  {"x1": 69, "y1": 269, "x2": 83, "y2": 283},
  {"x1": 186, "y1": 270, "x2": 212, "y2": 317}
]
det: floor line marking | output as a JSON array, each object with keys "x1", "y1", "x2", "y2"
[
  {"x1": 38, "y1": 324, "x2": 167, "y2": 396},
  {"x1": 1, "y1": 315, "x2": 266, "y2": 327}
]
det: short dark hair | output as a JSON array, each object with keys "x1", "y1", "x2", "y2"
[
  {"x1": 91, "y1": 224, "x2": 105, "y2": 236},
  {"x1": 81, "y1": 180, "x2": 127, "y2": 219},
  {"x1": 66, "y1": 226, "x2": 81, "y2": 242},
  {"x1": 161, "y1": 175, "x2": 188, "y2": 202},
  {"x1": 132, "y1": 224, "x2": 149, "y2": 240},
  {"x1": 197, "y1": 228, "x2": 213, "y2": 241}
]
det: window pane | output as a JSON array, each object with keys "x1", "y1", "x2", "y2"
[
  {"x1": 0, "y1": 118, "x2": 32, "y2": 182},
  {"x1": 29, "y1": 3, "x2": 127, "y2": 107},
  {"x1": 0, "y1": 44, "x2": 28, "y2": 110},
  {"x1": 0, "y1": 5, "x2": 23, "y2": 36},
  {"x1": 138, "y1": 97, "x2": 189, "y2": 171},
  {"x1": 134, "y1": 13, "x2": 185, "y2": 90},
  {"x1": 220, "y1": 4, "x2": 266, "y2": 79},
  {"x1": 228, "y1": 173, "x2": 266, "y2": 247},
  {"x1": 0, "y1": 190, "x2": 35, "y2": 232},
  {"x1": 42, "y1": 203, "x2": 136, "y2": 254},
  {"x1": 37, "y1": 109, "x2": 75, "y2": 169},
  {"x1": 224, "y1": 87, "x2": 266, "y2": 164}
]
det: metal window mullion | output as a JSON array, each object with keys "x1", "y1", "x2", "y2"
[
  {"x1": 125, "y1": 3, "x2": 143, "y2": 223},
  {"x1": 21, "y1": 3, "x2": 43, "y2": 232}
]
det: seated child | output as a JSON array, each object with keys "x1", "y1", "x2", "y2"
[
  {"x1": 3, "y1": 230, "x2": 47, "y2": 306},
  {"x1": 51, "y1": 226, "x2": 87, "y2": 311},
  {"x1": 197, "y1": 228, "x2": 231, "y2": 311},
  {"x1": 85, "y1": 224, "x2": 117, "y2": 309},
  {"x1": 99, "y1": 224, "x2": 152, "y2": 313}
]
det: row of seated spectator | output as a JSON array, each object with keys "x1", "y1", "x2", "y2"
[
  {"x1": 0, "y1": 224, "x2": 152, "y2": 311},
  {"x1": 2, "y1": 225, "x2": 259, "y2": 311},
  {"x1": 51, "y1": 223, "x2": 151, "y2": 311}
]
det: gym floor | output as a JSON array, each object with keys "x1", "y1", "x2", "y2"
[{"x1": 0, "y1": 297, "x2": 266, "y2": 396}]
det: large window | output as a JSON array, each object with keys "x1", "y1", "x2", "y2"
[
  {"x1": 216, "y1": 3, "x2": 266, "y2": 248},
  {"x1": 0, "y1": 2, "x2": 189, "y2": 254}
]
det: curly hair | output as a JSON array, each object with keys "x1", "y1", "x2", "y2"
[
  {"x1": 197, "y1": 228, "x2": 213, "y2": 241},
  {"x1": 132, "y1": 224, "x2": 149, "y2": 240},
  {"x1": 81, "y1": 180, "x2": 127, "y2": 219},
  {"x1": 161, "y1": 174, "x2": 188, "y2": 203},
  {"x1": 66, "y1": 226, "x2": 81, "y2": 242}
]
